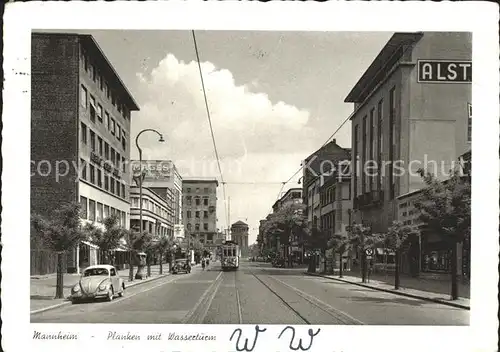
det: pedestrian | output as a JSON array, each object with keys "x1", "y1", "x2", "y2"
[{"x1": 202, "y1": 258, "x2": 206, "y2": 271}]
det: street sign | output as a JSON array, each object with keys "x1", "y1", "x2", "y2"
[
  {"x1": 366, "y1": 255, "x2": 372, "y2": 260},
  {"x1": 365, "y1": 248, "x2": 373, "y2": 256}
]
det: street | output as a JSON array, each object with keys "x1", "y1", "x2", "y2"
[{"x1": 31, "y1": 259, "x2": 469, "y2": 325}]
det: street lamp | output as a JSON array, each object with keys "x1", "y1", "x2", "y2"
[{"x1": 135, "y1": 129, "x2": 164, "y2": 279}]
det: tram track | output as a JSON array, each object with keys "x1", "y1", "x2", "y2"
[{"x1": 248, "y1": 270, "x2": 364, "y2": 325}]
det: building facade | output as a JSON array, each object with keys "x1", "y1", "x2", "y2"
[
  {"x1": 130, "y1": 160, "x2": 183, "y2": 239},
  {"x1": 31, "y1": 33, "x2": 139, "y2": 275},
  {"x1": 231, "y1": 221, "x2": 250, "y2": 257},
  {"x1": 347, "y1": 32, "x2": 471, "y2": 233},
  {"x1": 182, "y1": 179, "x2": 219, "y2": 250},
  {"x1": 129, "y1": 187, "x2": 174, "y2": 238}
]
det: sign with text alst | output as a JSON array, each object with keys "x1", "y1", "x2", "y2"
[{"x1": 417, "y1": 60, "x2": 472, "y2": 83}]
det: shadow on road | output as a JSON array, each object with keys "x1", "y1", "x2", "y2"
[{"x1": 336, "y1": 295, "x2": 426, "y2": 307}]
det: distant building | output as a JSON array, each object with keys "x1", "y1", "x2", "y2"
[
  {"x1": 182, "y1": 178, "x2": 219, "y2": 251},
  {"x1": 273, "y1": 188, "x2": 303, "y2": 213},
  {"x1": 231, "y1": 221, "x2": 250, "y2": 256},
  {"x1": 31, "y1": 33, "x2": 139, "y2": 275}
]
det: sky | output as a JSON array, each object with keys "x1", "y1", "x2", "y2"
[{"x1": 57, "y1": 30, "x2": 393, "y2": 244}]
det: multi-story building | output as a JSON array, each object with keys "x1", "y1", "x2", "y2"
[
  {"x1": 319, "y1": 159, "x2": 352, "y2": 272},
  {"x1": 231, "y1": 221, "x2": 249, "y2": 257},
  {"x1": 129, "y1": 187, "x2": 174, "y2": 238},
  {"x1": 273, "y1": 188, "x2": 303, "y2": 212},
  {"x1": 130, "y1": 160, "x2": 183, "y2": 239},
  {"x1": 182, "y1": 178, "x2": 219, "y2": 251},
  {"x1": 346, "y1": 32, "x2": 471, "y2": 274},
  {"x1": 31, "y1": 33, "x2": 139, "y2": 275}
]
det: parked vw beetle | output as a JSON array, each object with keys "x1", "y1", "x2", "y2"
[
  {"x1": 172, "y1": 259, "x2": 191, "y2": 274},
  {"x1": 70, "y1": 264, "x2": 125, "y2": 303}
]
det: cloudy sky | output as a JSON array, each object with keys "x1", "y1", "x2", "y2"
[{"x1": 64, "y1": 30, "x2": 393, "y2": 243}]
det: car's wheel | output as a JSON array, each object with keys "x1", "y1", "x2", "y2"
[
  {"x1": 107, "y1": 287, "x2": 114, "y2": 301},
  {"x1": 118, "y1": 284, "x2": 125, "y2": 297}
]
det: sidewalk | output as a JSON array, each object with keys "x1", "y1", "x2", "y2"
[
  {"x1": 306, "y1": 270, "x2": 470, "y2": 310},
  {"x1": 30, "y1": 264, "x2": 170, "y2": 314}
]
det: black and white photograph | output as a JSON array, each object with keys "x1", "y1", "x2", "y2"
[{"x1": 2, "y1": 2, "x2": 498, "y2": 352}]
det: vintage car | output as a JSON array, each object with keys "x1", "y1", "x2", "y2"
[
  {"x1": 172, "y1": 259, "x2": 191, "y2": 274},
  {"x1": 70, "y1": 264, "x2": 125, "y2": 303}
]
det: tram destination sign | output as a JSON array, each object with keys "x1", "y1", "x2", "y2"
[{"x1": 417, "y1": 60, "x2": 472, "y2": 83}]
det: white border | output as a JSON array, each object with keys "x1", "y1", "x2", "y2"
[{"x1": 2, "y1": 2, "x2": 499, "y2": 352}]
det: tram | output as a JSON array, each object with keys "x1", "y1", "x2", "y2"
[{"x1": 220, "y1": 240, "x2": 240, "y2": 271}]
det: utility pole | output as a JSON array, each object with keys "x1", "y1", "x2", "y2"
[{"x1": 227, "y1": 196, "x2": 231, "y2": 241}]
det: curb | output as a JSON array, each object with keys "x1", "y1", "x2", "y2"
[
  {"x1": 305, "y1": 272, "x2": 470, "y2": 310},
  {"x1": 30, "y1": 273, "x2": 170, "y2": 315}
]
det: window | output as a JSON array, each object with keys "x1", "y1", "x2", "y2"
[
  {"x1": 111, "y1": 148, "x2": 115, "y2": 165},
  {"x1": 112, "y1": 93, "x2": 116, "y2": 107},
  {"x1": 97, "y1": 104, "x2": 103, "y2": 123},
  {"x1": 80, "y1": 85, "x2": 87, "y2": 108},
  {"x1": 80, "y1": 158, "x2": 87, "y2": 180},
  {"x1": 370, "y1": 108, "x2": 375, "y2": 191},
  {"x1": 89, "y1": 164, "x2": 95, "y2": 184},
  {"x1": 111, "y1": 118, "x2": 116, "y2": 135},
  {"x1": 106, "y1": 83, "x2": 110, "y2": 99},
  {"x1": 187, "y1": 188, "x2": 191, "y2": 193},
  {"x1": 196, "y1": 188, "x2": 200, "y2": 193},
  {"x1": 104, "y1": 143, "x2": 109, "y2": 160},
  {"x1": 362, "y1": 115, "x2": 367, "y2": 194},
  {"x1": 89, "y1": 95, "x2": 96, "y2": 123},
  {"x1": 104, "y1": 205, "x2": 110, "y2": 219},
  {"x1": 116, "y1": 180, "x2": 121, "y2": 197},
  {"x1": 90, "y1": 130, "x2": 96, "y2": 151},
  {"x1": 467, "y1": 103, "x2": 472, "y2": 142},
  {"x1": 92, "y1": 64, "x2": 96, "y2": 81},
  {"x1": 116, "y1": 152, "x2": 120, "y2": 168},
  {"x1": 105, "y1": 111, "x2": 110, "y2": 129},
  {"x1": 110, "y1": 268, "x2": 116, "y2": 276},
  {"x1": 100, "y1": 76, "x2": 104, "y2": 91},
  {"x1": 96, "y1": 203, "x2": 103, "y2": 222},
  {"x1": 187, "y1": 211, "x2": 192, "y2": 218},
  {"x1": 195, "y1": 197, "x2": 200, "y2": 206},
  {"x1": 187, "y1": 223, "x2": 192, "y2": 231},
  {"x1": 122, "y1": 157, "x2": 126, "y2": 172},
  {"x1": 204, "y1": 188, "x2": 209, "y2": 193},
  {"x1": 195, "y1": 211, "x2": 200, "y2": 218},
  {"x1": 186, "y1": 196, "x2": 192, "y2": 206},
  {"x1": 377, "y1": 99, "x2": 383, "y2": 190},
  {"x1": 81, "y1": 122, "x2": 87, "y2": 144},
  {"x1": 121, "y1": 212, "x2": 126, "y2": 227},
  {"x1": 110, "y1": 178, "x2": 115, "y2": 193},
  {"x1": 122, "y1": 133, "x2": 127, "y2": 151},
  {"x1": 204, "y1": 211, "x2": 208, "y2": 219},
  {"x1": 204, "y1": 223, "x2": 208, "y2": 231},
  {"x1": 195, "y1": 224, "x2": 200, "y2": 231},
  {"x1": 116, "y1": 125, "x2": 121, "y2": 140},
  {"x1": 121, "y1": 184, "x2": 125, "y2": 198},
  {"x1": 89, "y1": 200, "x2": 96, "y2": 221},
  {"x1": 96, "y1": 137, "x2": 102, "y2": 156},
  {"x1": 80, "y1": 196, "x2": 88, "y2": 219},
  {"x1": 97, "y1": 169, "x2": 102, "y2": 187},
  {"x1": 104, "y1": 175, "x2": 109, "y2": 191},
  {"x1": 203, "y1": 198, "x2": 208, "y2": 206},
  {"x1": 83, "y1": 53, "x2": 88, "y2": 71}
]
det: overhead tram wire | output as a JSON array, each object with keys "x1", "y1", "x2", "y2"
[
  {"x1": 275, "y1": 110, "x2": 355, "y2": 200},
  {"x1": 191, "y1": 30, "x2": 229, "y2": 228}
]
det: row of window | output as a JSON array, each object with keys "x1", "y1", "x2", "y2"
[
  {"x1": 80, "y1": 195, "x2": 127, "y2": 227},
  {"x1": 80, "y1": 84, "x2": 127, "y2": 153},
  {"x1": 81, "y1": 122, "x2": 126, "y2": 172},
  {"x1": 185, "y1": 187, "x2": 211, "y2": 194},
  {"x1": 186, "y1": 223, "x2": 210, "y2": 231},
  {"x1": 81, "y1": 158, "x2": 126, "y2": 199},
  {"x1": 184, "y1": 196, "x2": 210, "y2": 206},
  {"x1": 80, "y1": 48, "x2": 130, "y2": 121},
  {"x1": 353, "y1": 87, "x2": 397, "y2": 200},
  {"x1": 186, "y1": 210, "x2": 210, "y2": 219},
  {"x1": 130, "y1": 197, "x2": 174, "y2": 223},
  {"x1": 320, "y1": 186, "x2": 336, "y2": 206}
]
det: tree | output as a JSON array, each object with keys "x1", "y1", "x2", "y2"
[
  {"x1": 413, "y1": 168, "x2": 471, "y2": 300},
  {"x1": 305, "y1": 226, "x2": 330, "y2": 273},
  {"x1": 31, "y1": 202, "x2": 89, "y2": 299},
  {"x1": 383, "y1": 221, "x2": 419, "y2": 290},
  {"x1": 155, "y1": 237, "x2": 177, "y2": 274},
  {"x1": 348, "y1": 223, "x2": 384, "y2": 283},
  {"x1": 83, "y1": 215, "x2": 124, "y2": 265},
  {"x1": 328, "y1": 232, "x2": 350, "y2": 278},
  {"x1": 261, "y1": 203, "x2": 307, "y2": 267},
  {"x1": 123, "y1": 227, "x2": 153, "y2": 281}
]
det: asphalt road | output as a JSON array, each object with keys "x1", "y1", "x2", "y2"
[{"x1": 31, "y1": 260, "x2": 469, "y2": 325}]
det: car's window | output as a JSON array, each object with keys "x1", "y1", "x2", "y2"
[
  {"x1": 110, "y1": 268, "x2": 116, "y2": 276},
  {"x1": 83, "y1": 268, "x2": 109, "y2": 277}
]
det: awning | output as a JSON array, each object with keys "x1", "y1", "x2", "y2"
[
  {"x1": 81, "y1": 240, "x2": 99, "y2": 249},
  {"x1": 376, "y1": 248, "x2": 395, "y2": 255}
]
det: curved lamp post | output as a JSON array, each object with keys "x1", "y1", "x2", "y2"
[{"x1": 134, "y1": 129, "x2": 164, "y2": 279}]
